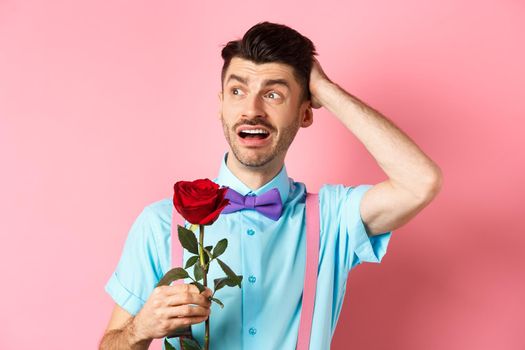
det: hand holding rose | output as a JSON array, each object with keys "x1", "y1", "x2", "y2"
[
  {"x1": 154, "y1": 178, "x2": 242, "y2": 350},
  {"x1": 130, "y1": 284, "x2": 213, "y2": 342}
]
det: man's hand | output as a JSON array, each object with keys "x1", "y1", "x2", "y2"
[
  {"x1": 309, "y1": 57, "x2": 334, "y2": 109},
  {"x1": 306, "y1": 56, "x2": 442, "y2": 236},
  {"x1": 130, "y1": 284, "x2": 213, "y2": 343}
]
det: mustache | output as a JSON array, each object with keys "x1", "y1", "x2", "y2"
[{"x1": 234, "y1": 118, "x2": 274, "y2": 131}]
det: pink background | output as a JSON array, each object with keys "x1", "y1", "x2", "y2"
[{"x1": 1, "y1": 1, "x2": 524, "y2": 349}]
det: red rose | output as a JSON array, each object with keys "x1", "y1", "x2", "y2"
[{"x1": 173, "y1": 178, "x2": 230, "y2": 225}]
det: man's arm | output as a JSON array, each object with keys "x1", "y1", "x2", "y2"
[
  {"x1": 99, "y1": 304, "x2": 152, "y2": 350},
  {"x1": 309, "y1": 58, "x2": 443, "y2": 236},
  {"x1": 99, "y1": 285, "x2": 212, "y2": 350}
]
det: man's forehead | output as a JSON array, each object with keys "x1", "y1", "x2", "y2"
[{"x1": 225, "y1": 57, "x2": 297, "y2": 84}]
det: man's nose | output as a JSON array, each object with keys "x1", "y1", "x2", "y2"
[{"x1": 242, "y1": 93, "x2": 266, "y2": 119}]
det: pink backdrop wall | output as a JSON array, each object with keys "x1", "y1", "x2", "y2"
[{"x1": 1, "y1": 1, "x2": 524, "y2": 349}]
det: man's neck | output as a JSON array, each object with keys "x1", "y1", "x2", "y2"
[{"x1": 226, "y1": 152, "x2": 285, "y2": 191}]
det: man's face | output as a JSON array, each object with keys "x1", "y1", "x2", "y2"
[{"x1": 218, "y1": 57, "x2": 313, "y2": 168}]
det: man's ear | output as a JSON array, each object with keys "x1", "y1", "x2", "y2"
[
  {"x1": 217, "y1": 91, "x2": 223, "y2": 120},
  {"x1": 300, "y1": 101, "x2": 314, "y2": 128}
]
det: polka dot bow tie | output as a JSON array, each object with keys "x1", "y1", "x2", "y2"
[{"x1": 221, "y1": 187, "x2": 283, "y2": 221}]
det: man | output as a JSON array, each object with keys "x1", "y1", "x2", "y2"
[{"x1": 100, "y1": 21, "x2": 442, "y2": 350}]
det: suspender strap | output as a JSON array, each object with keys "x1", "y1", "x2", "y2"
[
  {"x1": 169, "y1": 192, "x2": 320, "y2": 349},
  {"x1": 296, "y1": 192, "x2": 320, "y2": 350}
]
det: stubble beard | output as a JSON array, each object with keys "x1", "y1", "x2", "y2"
[{"x1": 220, "y1": 113, "x2": 301, "y2": 168}]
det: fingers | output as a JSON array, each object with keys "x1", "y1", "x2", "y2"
[
  {"x1": 132, "y1": 283, "x2": 213, "y2": 340},
  {"x1": 155, "y1": 284, "x2": 212, "y2": 297},
  {"x1": 172, "y1": 315, "x2": 210, "y2": 329},
  {"x1": 153, "y1": 284, "x2": 212, "y2": 308},
  {"x1": 165, "y1": 304, "x2": 211, "y2": 319},
  {"x1": 165, "y1": 291, "x2": 212, "y2": 308},
  {"x1": 167, "y1": 284, "x2": 213, "y2": 296}
]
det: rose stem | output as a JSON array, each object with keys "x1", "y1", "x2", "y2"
[{"x1": 199, "y1": 224, "x2": 210, "y2": 350}]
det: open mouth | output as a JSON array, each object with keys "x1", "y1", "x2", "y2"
[{"x1": 237, "y1": 129, "x2": 271, "y2": 140}]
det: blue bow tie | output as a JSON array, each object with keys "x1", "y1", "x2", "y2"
[{"x1": 221, "y1": 187, "x2": 283, "y2": 221}]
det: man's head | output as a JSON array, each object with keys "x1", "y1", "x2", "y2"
[
  {"x1": 220, "y1": 21, "x2": 318, "y2": 103},
  {"x1": 218, "y1": 22, "x2": 318, "y2": 170}
]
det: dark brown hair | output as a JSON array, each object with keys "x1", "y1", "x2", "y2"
[{"x1": 220, "y1": 21, "x2": 318, "y2": 102}]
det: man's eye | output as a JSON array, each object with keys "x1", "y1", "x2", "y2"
[
  {"x1": 267, "y1": 91, "x2": 281, "y2": 99},
  {"x1": 231, "y1": 88, "x2": 243, "y2": 95}
]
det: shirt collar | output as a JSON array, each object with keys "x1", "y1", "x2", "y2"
[{"x1": 214, "y1": 151, "x2": 290, "y2": 205}]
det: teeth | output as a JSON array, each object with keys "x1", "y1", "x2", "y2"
[{"x1": 241, "y1": 129, "x2": 269, "y2": 134}]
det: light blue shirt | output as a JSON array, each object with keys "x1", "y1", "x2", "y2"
[{"x1": 105, "y1": 152, "x2": 392, "y2": 349}]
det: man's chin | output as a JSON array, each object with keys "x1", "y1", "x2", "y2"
[
  {"x1": 233, "y1": 148, "x2": 275, "y2": 168},
  {"x1": 239, "y1": 156, "x2": 274, "y2": 168}
]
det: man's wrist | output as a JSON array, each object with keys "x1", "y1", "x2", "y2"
[
  {"x1": 311, "y1": 78, "x2": 333, "y2": 101},
  {"x1": 314, "y1": 80, "x2": 343, "y2": 112},
  {"x1": 125, "y1": 317, "x2": 152, "y2": 349}
]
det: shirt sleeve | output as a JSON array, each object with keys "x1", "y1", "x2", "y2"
[
  {"x1": 104, "y1": 206, "x2": 163, "y2": 316},
  {"x1": 344, "y1": 184, "x2": 392, "y2": 269},
  {"x1": 320, "y1": 183, "x2": 393, "y2": 272}
]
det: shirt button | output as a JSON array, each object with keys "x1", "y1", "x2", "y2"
[
  {"x1": 249, "y1": 327, "x2": 257, "y2": 335},
  {"x1": 247, "y1": 229, "x2": 255, "y2": 236},
  {"x1": 248, "y1": 275, "x2": 256, "y2": 283}
]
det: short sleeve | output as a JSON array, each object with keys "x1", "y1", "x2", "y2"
[
  {"x1": 319, "y1": 183, "x2": 393, "y2": 272},
  {"x1": 104, "y1": 206, "x2": 163, "y2": 315},
  {"x1": 343, "y1": 184, "x2": 392, "y2": 268}
]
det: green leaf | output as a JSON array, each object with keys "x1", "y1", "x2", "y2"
[
  {"x1": 213, "y1": 275, "x2": 242, "y2": 291},
  {"x1": 166, "y1": 325, "x2": 192, "y2": 339},
  {"x1": 212, "y1": 239, "x2": 228, "y2": 258},
  {"x1": 213, "y1": 277, "x2": 229, "y2": 292},
  {"x1": 156, "y1": 267, "x2": 189, "y2": 287},
  {"x1": 164, "y1": 338, "x2": 176, "y2": 350},
  {"x1": 194, "y1": 262, "x2": 204, "y2": 281},
  {"x1": 216, "y1": 258, "x2": 236, "y2": 279},
  {"x1": 226, "y1": 275, "x2": 243, "y2": 287},
  {"x1": 190, "y1": 280, "x2": 206, "y2": 294},
  {"x1": 210, "y1": 297, "x2": 224, "y2": 309},
  {"x1": 178, "y1": 225, "x2": 198, "y2": 254},
  {"x1": 181, "y1": 337, "x2": 202, "y2": 350},
  {"x1": 217, "y1": 258, "x2": 242, "y2": 288},
  {"x1": 203, "y1": 245, "x2": 213, "y2": 265},
  {"x1": 184, "y1": 256, "x2": 199, "y2": 269}
]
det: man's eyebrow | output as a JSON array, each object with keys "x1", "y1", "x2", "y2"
[
  {"x1": 263, "y1": 78, "x2": 290, "y2": 89},
  {"x1": 226, "y1": 74, "x2": 248, "y2": 85},
  {"x1": 226, "y1": 74, "x2": 291, "y2": 89}
]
